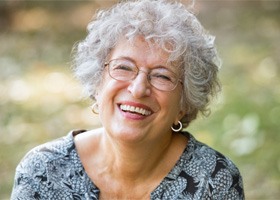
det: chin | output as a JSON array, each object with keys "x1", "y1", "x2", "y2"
[{"x1": 108, "y1": 127, "x2": 148, "y2": 144}]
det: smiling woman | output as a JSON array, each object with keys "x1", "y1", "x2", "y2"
[{"x1": 11, "y1": 0, "x2": 244, "y2": 199}]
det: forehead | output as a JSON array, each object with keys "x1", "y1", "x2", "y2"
[{"x1": 109, "y1": 36, "x2": 172, "y2": 66}]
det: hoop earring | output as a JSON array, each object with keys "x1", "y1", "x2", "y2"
[
  {"x1": 171, "y1": 121, "x2": 182, "y2": 132},
  {"x1": 91, "y1": 103, "x2": 99, "y2": 114}
]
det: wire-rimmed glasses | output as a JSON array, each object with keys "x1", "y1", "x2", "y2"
[{"x1": 105, "y1": 58, "x2": 182, "y2": 91}]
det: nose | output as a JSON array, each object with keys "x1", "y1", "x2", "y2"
[{"x1": 127, "y1": 71, "x2": 151, "y2": 98}]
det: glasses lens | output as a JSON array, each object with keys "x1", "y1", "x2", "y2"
[
  {"x1": 149, "y1": 68, "x2": 178, "y2": 91},
  {"x1": 107, "y1": 59, "x2": 179, "y2": 91},
  {"x1": 108, "y1": 60, "x2": 137, "y2": 81}
]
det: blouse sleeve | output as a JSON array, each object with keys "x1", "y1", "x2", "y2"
[
  {"x1": 209, "y1": 158, "x2": 245, "y2": 200},
  {"x1": 11, "y1": 150, "x2": 48, "y2": 200}
]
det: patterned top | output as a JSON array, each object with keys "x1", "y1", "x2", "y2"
[{"x1": 11, "y1": 130, "x2": 244, "y2": 200}]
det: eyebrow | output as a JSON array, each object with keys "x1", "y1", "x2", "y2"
[{"x1": 113, "y1": 56, "x2": 135, "y2": 63}]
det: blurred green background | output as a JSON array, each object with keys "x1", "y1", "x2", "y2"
[{"x1": 0, "y1": 0, "x2": 279, "y2": 199}]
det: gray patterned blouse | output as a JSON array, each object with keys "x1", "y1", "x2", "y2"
[{"x1": 11, "y1": 130, "x2": 244, "y2": 199}]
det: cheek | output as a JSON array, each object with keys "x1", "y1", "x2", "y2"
[
  {"x1": 96, "y1": 77, "x2": 127, "y2": 104},
  {"x1": 165, "y1": 92, "x2": 183, "y2": 115}
]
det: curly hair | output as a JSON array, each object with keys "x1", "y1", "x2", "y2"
[{"x1": 71, "y1": 0, "x2": 221, "y2": 127}]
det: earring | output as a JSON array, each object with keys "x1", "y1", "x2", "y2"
[
  {"x1": 171, "y1": 121, "x2": 183, "y2": 132},
  {"x1": 91, "y1": 102, "x2": 99, "y2": 114}
]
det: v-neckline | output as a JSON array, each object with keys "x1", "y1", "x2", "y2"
[{"x1": 70, "y1": 130, "x2": 192, "y2": 198}]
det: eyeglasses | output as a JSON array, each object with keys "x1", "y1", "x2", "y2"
[{"x1": 105, "y1": 58, "x2": 182, "y2": 91}]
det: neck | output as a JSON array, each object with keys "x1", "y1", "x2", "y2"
[{"x1": 100, "y1": 129, "x2": 174, "y2": 182}]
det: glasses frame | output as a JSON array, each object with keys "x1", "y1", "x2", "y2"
[{"x1": 104, "y1": 58, "x2": 182, "y2": 91}]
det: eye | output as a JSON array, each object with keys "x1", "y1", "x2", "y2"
[
  {"x1": 150, "y1": 68, "x2": 177, "y2": 83},
  {"x1": 151, "y1": 73, "x2": 172, "y2": 81},
  {"x1": 113, "y1": 64, "x2": 133, "y2": 71}
]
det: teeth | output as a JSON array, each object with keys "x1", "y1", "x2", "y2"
[{"x1": 120, "y1": 105, "x2": 151, "y2": 116}]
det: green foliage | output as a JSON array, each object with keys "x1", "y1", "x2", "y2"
[{"x1": 1, "y1": 1, "x2": 279, "y2": 199}]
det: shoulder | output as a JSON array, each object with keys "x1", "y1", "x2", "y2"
[
  {"x1": 12, "y1": 130, "x2": 100, "y2": 200},
  {"x1": 14, "y1": 130, "x2": 91, "y2": 177},
  {"x1": 151, "y1": 132, "x2": 244, "y2": 199},
  {"x1": 11, "y1": 131, "x2": 83, "y2": 199},
  {"x1": 184, "y1": 133, "x2": 241, "y2": 176},
  {"x1": 19, "y1": 131, "x2": 75, "y2": 166},
  {"x1": 13, "y1": 132, "x2": 75, "y2": 184},
  {"x1": 180, "y1": 132, "x2": 244, "y2": 199}
]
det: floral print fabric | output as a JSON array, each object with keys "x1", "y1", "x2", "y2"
[{"x1": 11, "y1": 130, "x2": 244, "y2": 199}]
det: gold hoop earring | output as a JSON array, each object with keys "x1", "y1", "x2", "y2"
[
  {"x1": 171, "y1": 121, "x2": 182, "y2": 132},
  {"x1": 91, "y1": 103, "x2": 99, "y2": 114}
]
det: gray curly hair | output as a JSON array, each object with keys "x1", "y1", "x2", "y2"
[{"x1": 72, "y1": 0, "x2": 221, "y2": 127}]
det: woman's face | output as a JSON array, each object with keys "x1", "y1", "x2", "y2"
[{"x1": 96, "y1": 36, "x2": 185, "y2": 143}]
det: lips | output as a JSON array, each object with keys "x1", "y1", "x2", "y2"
[{"x1": 120, "y1": 104, "x2": 152, "y2": 116}]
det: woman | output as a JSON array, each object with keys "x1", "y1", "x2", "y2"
[{"x1": 12, "y1": 0, "x2": 244, "y2": 199}]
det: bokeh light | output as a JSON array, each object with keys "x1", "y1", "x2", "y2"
[{"x1": 0, "y1": 1, "x2": 279, "y2": 199}]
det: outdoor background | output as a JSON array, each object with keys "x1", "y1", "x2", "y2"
[{"x1": 0, "y1": 0, "x2": 279, "y2": 199}]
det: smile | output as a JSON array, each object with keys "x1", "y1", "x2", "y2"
[{"x1": 120, "y1": 104, "x2": 152, "y2": 116}]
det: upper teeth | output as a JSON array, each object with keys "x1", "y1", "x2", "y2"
[{"x1": 120, "y1": 105, "x2": 151, "y2": 116}]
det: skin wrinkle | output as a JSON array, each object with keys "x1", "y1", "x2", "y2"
[
  {"x1": 11, "y1": 1, "x2": 245, "y2": 200},
  {"x1": 80, "y1": 37, "x2": 188, "y2": 198},
  {"x1": 72, "y1": 0, "x2": 221, "y2": 128}
]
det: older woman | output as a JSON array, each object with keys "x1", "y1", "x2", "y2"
[{"x1": 12, "y1": 0, "x2": 244, "y2": 199}]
